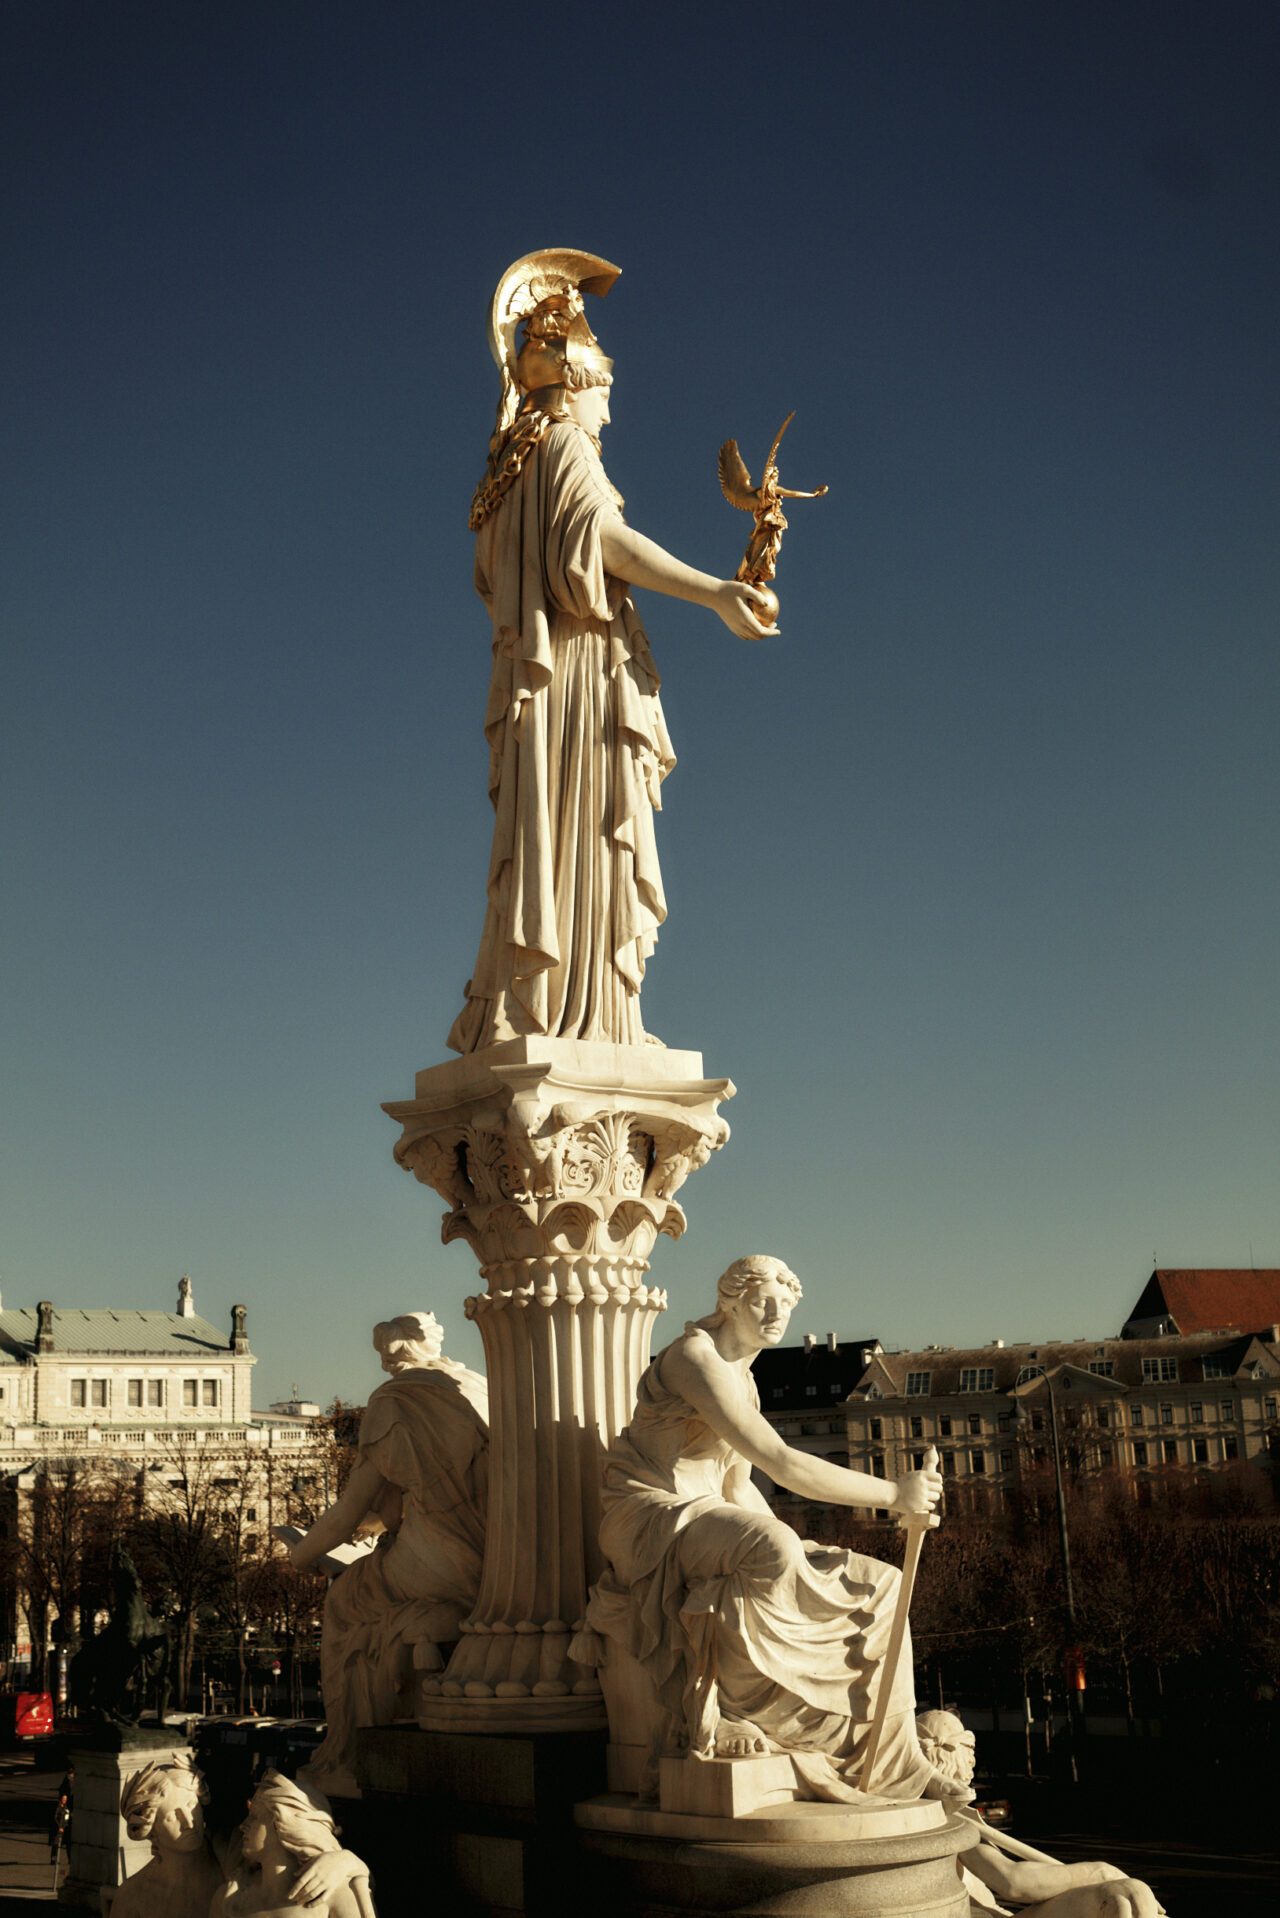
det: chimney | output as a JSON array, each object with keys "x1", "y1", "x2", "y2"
[
  {"x1": 231, "y1": 1304, "x2": 249, "y2": 1354},
  {"x1": 826, "y1": 1331, "x2": 838, "y2": 1352},
  {"x1": 803, "y1": 1333, "x2": 816, "y2": 1354},
  {"x1": 36, "y1": 1301, "x2": 54, "y2": 1353},
  {"x1": 177, "y1": 1273, "x2": 195, "y2": 1318}
]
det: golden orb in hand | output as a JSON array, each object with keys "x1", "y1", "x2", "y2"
[{"x1": 751, "y1": 585, "x2": 780, "y2": 628}]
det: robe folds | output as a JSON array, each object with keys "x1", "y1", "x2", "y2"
[
  {"x1": 306, "y1": 1363, "x2": 488, "y2": 1787},
  {"x1": 586, "y1": 1341, "x2": 935, "y2": 1803},
  {"x1": 449, "y1": 417, "x2": 675, "y2": 1053}
]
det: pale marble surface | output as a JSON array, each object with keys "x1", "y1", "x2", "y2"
[
  {"x1": 575, "y1": 1256, "x2": 952, "y2": 1805},
  {"x1": 385, "y1": 1042, "x2": 733, "y2": 1731},
  {"x1": 282, "y1": 1314, "x2": 488, "y2": 1795},
  {"x1": 450, "y1": 252, "x2": 774, "y2": 1055}
]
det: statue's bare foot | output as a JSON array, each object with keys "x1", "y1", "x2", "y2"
[{"x1": 713, "y1": 1715, "x2": 769, "y2": 1758}]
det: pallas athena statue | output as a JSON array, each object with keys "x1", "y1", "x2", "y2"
[{"x1": 448, "y1": 248, "x2": 776, "y2": 1055}]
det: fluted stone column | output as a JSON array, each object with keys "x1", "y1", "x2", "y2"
[{"x1": 384, "y1": 1038, "x2": 732, "y2": 1733}]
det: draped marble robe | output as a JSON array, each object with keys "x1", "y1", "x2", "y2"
[
  {"x1": 303, "y1": 1362, "x2": 489, "y2": 1794},
  {"x1": 448, "y1": 415, "x2": 675, "y2": 1054},
  {"x1": 584, "y1": 1334, "x2": 935, "y2": 1803}
]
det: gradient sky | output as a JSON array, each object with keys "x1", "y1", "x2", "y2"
[{"x1": 4, "y1": 3, "x2": 1278, "y2": 1408}]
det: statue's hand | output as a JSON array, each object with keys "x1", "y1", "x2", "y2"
[
  {"x1": 288, "y1": 1849, "x2": 364, "y2": 1906},
  {"x1": 1095, "y1": 1878, "x2": 1162, "y2": 1918},
  {"x1": 892, "y1": 1446, "x2": 943, "y2": 1520},
  {"x1": 713, "y1": 579, "x2": 778, "y2": 640}
]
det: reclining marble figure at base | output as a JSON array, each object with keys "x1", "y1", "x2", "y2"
[
  {"x1": 917, "y1": 1714, "x2": 1164, "y2": 1917},
  {"x1": 576, "y1": 1255, "x2": 959, "y2": 1803},
  {"x1": 282, "y1": 1312, "x2": 489, "y2": 1796},
  {"x1": 107, "y1": 1759, "x2": 373, "y2": 1918}
]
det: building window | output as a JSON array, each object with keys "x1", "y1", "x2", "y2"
[
  {"x1": 939, "y1": 1415, "x2": 952, "y2": 1437},
  {"x1": 771, "y1": 1388, "x2": 784, "y2": 1400},
  {"x1": 905, "y1": 1372, "x2": 930, "y2": 1397},
  {"x1": 1099, "y1": 1446, "x2": 1113, "y2": 1467},
  {"x1": 966, "y1": 1412, "x2": 982, "y2": 1436},
  {"x1": 1223, "y1": 1434, "x2": 1239, "y2": 1461},
  {"x1": 805, "y1": 1385, "x2": 818, "y2": 1397},
  {"x1": 941, "y1": 1450, "x2": 955, "y2": 1474},
  {"x1": 183, "y1": 1380, "x2": 198, "y2": 1407},
  {"x1": 1189, "y1": 1401, "x2": 1203, "y2": 1422},
  {"x1": 1202, "y1": 1356, "x2": 1229, "y2": 1380},
  {"x1": 1097, "y1": 1406, "x2": 1110, "y2": 1428},
  {"x1": 1130, "y1": 1404, "x2": 1145, "y2": 1427},
  {"x1": 71, "y1": 1380, "x2": 87, "y2": 1407},
  {"x1": 1133, "y1": 1441, "x2": 1148, "y2": 1466},
  {"x1": 127, "y1": 1379, "x2": 143, "y2": 1407},
  {"x1": 1220, "y1": 1401, "x2": 1235, "y2": 1422},
  {"x1": 148, "y1": 1379, "x2": 164, "y2": 1406},
  {"x1": 1192, "y1": 1437, "x2": 1209, "y2": 1464},
  {"x1": 244, "y1": 1535, "x2": 259, "y2": 1554},
  {"x1": 869, "y1": 1418, "x2": 882, "y2": 1441},
  {"x1": 959, "y1": 1368, "x2": 994, "y2": 1393},
  {"x1": 1031, "y1": 1410, "x2": 1044, "y2": 1432},
  {"x1": 91, "y1": 1379, "x2": 108, "y2": 1408},
  {"x1": 1016, "y1": 1366, "x2": 1039, "y2": 1385},
  {"x1": 1162, "y1": 1439, "x2": 1178, "y2": 1464},
  {"x1": 997, "y1": 1412, "x2": 1011, "y2": 1433},
  {"x1": 1143, "y1": 1357, "x2": 1179, "y2": 1384},
  {"x1": 1160, "y1": 1403, "x2": 1174, "y2": 1426},
  {"x1": 1088, "y1": 1360, "x2": 1114, "y2": 1378},
  {"x1": 202, "y1": 1380, "x2": 218, "y2": 1407},
  {"x1": 912, "y1": 1450, "x2": 926, "y2": 1470},
  {"x1": 871, "y1": 1453, "x2": 885, "y2": 1478},
  {"x1": 1266, "y1": 1397, "x2": 1278, "y2": 1423},
  {"x1": 830, "y1": 1381, "x2": 841, "y2": 1395},
  {"x1": 970, "y1": 1450, "x2": 986, "y2": 1475},
  {"x1": 909, "y1": 1415, "x2": 923, "y2": 1439},
  {"x1": 999, "y1": 1449, "x2": 1013, "y2": 1472}
]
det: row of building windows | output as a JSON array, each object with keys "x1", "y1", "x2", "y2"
[
  {"x1": 869, "y1": 1394, "x2": 1276, "y2": 1444},
  {"x1": 876, "y1": 1433, "x2": 1244, "y2": 1476},
  {"x1": 901, "y1": 1358, "x2": 1268, "y2": 1397},
  {"x1": 68, "y1": 1377, "x2": 222, "y2": 1409}
]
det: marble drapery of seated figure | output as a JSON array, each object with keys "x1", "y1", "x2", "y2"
[
  {"x1": 577, "y1": 1256, "x2": 957, "y2": 1805},
  {"x1": 282, "y1": 1314, "x2": 488, "y2": 1797}
]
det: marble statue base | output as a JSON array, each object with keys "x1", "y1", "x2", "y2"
[
  {"x1": 386, "y1": 1036, "x2": 734, "y2": 1736},
  {"x1": 575, "y1": 1794, "x2": 972, "y2": 1917},
  {"x1": 56, "y1": 1734, "x2": 189, "y2": 1908}
]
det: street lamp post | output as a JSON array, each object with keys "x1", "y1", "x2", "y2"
[{"x1": 1020, "y1": 1366, "x2": 1084, "y2": 1784}]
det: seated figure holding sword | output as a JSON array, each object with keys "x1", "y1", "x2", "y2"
[{"x1": 582, "y1": 1254, "x2": 957, "y2": 1801}]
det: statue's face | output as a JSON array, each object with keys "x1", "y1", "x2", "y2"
[
  {"x1": 240, "y1": 1810, "x2": 270, "y2": 1862},
  {"x1": 727, "y1": 1272, "x2": 795, "y2": 1348},
  {"x1": 924, "y1": 1716, "x2": 976, "y2": 1785},
  {"x1": 567, "y1": 384, "x2": 611, "y2": 439},
  {"x1": 139, "y1": 1783, "x2": 204, "y2": 1851}
]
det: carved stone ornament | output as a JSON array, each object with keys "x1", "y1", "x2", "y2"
[{"x1": 384, "y1": 1039, "x2": 732, "y2": 1731}]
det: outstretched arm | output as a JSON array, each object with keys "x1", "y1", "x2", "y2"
[
  {"x1": 598, "y1": 522, "x2": 778, "y2": 640},
  {"x1": 286, "y1": 1460, "x2": 388, "y2": 1572},
  {"x1": 662, "y1": 1334, "x2": 940, "y2": 1520}
]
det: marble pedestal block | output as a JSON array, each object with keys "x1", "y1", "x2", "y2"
[
  {"x1": 385, "y1": 1039, "x2": 732, "y2": 1735},
  {"x1": 575, "y1": 1796, "x2": 972, "y2": 1918},
  {"x1": 57, "y1": 1733, "x2": 188, "y2": 1908}
]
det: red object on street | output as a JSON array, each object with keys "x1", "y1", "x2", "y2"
[
  {"x1": 0, "y1": 1691, "x2": 54, "y2": 1739},
  {"x1": 1064, "y1": 1647, "x2": 1087, "y2": 1692}
]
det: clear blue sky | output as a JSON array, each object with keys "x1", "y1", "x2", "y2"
[{"x1": 4, "y1": 3, "x2": 1278, "y2": 1407}]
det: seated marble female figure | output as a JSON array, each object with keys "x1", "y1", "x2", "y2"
[
  {"x1": 284, "y1": 1312, "x2": 488, "y2": 1796},
  {"x1": 584, "y1": 1255, "x2": 949, "y2": 1801}
]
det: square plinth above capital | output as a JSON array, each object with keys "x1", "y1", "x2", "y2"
[{"x1": 385, "y1": 1038, "x2": 735, "y2": 1134}]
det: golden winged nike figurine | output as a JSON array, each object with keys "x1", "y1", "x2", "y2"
[{"x1": 718, "y1": 412, "x2": 827, "y2": 623}]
